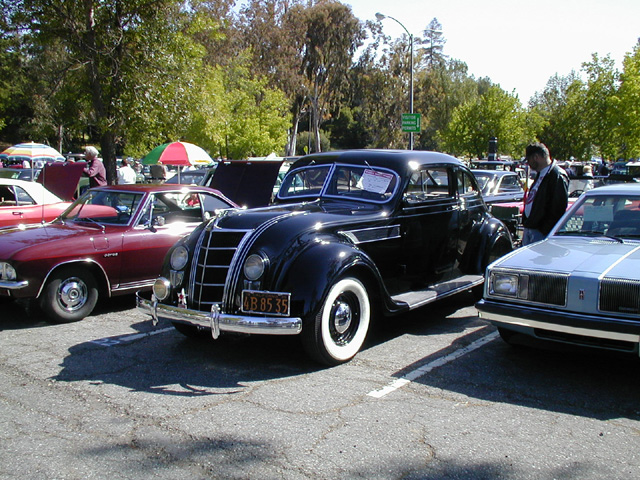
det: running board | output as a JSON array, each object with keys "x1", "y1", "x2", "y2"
[{"x1": 391, "y1": 275, "x2": 483, "y2": 310}]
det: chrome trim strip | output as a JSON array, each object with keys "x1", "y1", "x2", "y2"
[
  {"x1": 599, "y1": 245, "x2": 640, "y2": 280},
  {"x1": 479, "y1": 310, "x2": 640, "y2": 343},
  {"x1": 137, "y1": 293, "x2": 302, "y2": 336},
  {"x1": 339, "y1": 225, "x2": 401, "y2": 244},
  {"x1": 36, "y1": 258, "x2": 112, "y2": 298}
]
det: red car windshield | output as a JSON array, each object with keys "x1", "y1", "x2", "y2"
[{"x1": 62, "y1": 190, "x2": 144, "y2": 226}]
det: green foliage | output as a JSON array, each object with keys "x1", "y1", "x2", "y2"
[
  {"x1": 438, "y1": 86, "x2": 529, "y2": 158},
  {"x1": 615, "y1": 43, "x2": 640, "y2": 158},
  {"x1": 1, "y1": 1, "x2": 640, "y2": 165},
  {"x1": 186, "y1": 55, "x2": 292, "y2": 159}
]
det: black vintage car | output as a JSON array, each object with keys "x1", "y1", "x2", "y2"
[{"x1": 137, "y1": 150, "x2": 513, "y2": 365}]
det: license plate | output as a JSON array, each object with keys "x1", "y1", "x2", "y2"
[{"x1": 242, "y1": 290, "x2": 290, "y2": 316}]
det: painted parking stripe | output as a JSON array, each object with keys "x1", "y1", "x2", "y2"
[
  {"x1": 90, "y1": 327, "x2": 174, "y2": 347},
  {"x1": 367, "y1": 330, "x2": 499, "y2": 398}
]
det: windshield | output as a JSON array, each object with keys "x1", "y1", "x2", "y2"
[
  {"x1": 555, "y1": 194, "x2": 640, "y2": 239},
  {"x1": 278, "y1": 164, "x2": 398, "y2": 203},
  {"x1": 472, "y1": 173, "x2": 494, "y2": 195},
  {"x1": 61, "y1": 190, "x2": 144, "y2": 226}
]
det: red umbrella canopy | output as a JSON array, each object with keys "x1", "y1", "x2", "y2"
[{"x1": 141, "y1": 141, "x2": 214, "y2": 167}]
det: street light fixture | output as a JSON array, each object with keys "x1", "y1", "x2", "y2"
[{"x1": 376, "y1": 12, "x2": 414, "y2": 150}]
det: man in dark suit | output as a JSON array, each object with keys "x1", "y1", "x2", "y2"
[{"x1": 522, "y1": 142, "x2": 569, "y2": 245}]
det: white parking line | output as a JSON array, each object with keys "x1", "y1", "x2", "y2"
[
  {"x1": 90, "y1": 327, "x2": 174, "y2": 347},
  {"x1": 367, "y1": 330, "x2": 499, "y2": 398}
]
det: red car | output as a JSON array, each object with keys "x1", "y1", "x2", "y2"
[
  {"x1": 0, "y1": 178, "x2": 72, "y2": 228},
  {"x1": 0, "y1": 184, "x2": 237, "y2": 322}
]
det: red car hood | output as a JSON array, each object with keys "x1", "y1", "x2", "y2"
[
  {"x1": 37, "y1": 162, "x2": 86, "y2": 200},
  {"x1": 0, "y1": 221, "x2": 107, "y2": 260}
]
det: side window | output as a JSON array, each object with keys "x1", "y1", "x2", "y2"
[
  {"x1": 499, "y1": 175, "x2": 519, "y2": 190},
  {"x1": 457, "y1": 170, "x2": 479, "y2": 196},
  {"x1": 0, "y1": 186, "x2": 17, "y2": 205},
  {"x1": 404, "y1": 167, "x2": 451, "y2": 204},
  {"x1": 14, "y1": 187, "x2": 36, "y2": 205},
  {"x1": 201, "y1": 193, "x2": 230, "y2": 212},
  {"x1": 138, "y1": 194, "x2": 171, "y2": 226}
]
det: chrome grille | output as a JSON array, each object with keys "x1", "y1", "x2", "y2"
[
  {"x1": 599, "y1": 278, "x2": 640, "y2": 315},
  {"x1": 189, "y1": 227, "x2": 249, "y2": 311},
  {"x1": 526, "y1": 272, "x2": 567, "y2": 306}
]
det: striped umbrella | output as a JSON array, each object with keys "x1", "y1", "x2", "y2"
[
  {"x1": 0, "y1": 142, "x2": 65, "y2": 167},
  {"x1": 141, "y1": 141, "x2": 214, "y2": 166}
]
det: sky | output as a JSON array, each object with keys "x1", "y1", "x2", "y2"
[{"x1": 343, "y1": 0, "x2": 640, "y2": 104}]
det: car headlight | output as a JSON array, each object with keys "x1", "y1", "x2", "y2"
[
  {"x1": 244, "y1": 253, "x2": 267, "y2": 281},
  {"x1": 153, "y1": 277, "x2": 171, "y2": 301},
  {"x1": 170, "y1": 245, "x2": 189, "y2": 271},
  {"x1": 0, "y1": 262, "x2": 17, "y2": 281},
  {"x1": 489, "y1": 271, "x2": 529, "y2": 299}
]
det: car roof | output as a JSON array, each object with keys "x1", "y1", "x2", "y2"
[
  {"x1": 0, "y1": 177, "x2": 63, "y2": 203},
  {"x1": 471, "y1": 169, "x2": 516, "y2": 177},
  {"x1": 289, "y1": 150, "x2": 463, "y2": 174},
  {"x1": 584, "y1": 183, "x2": 640, "y2": 196},
  {"x1": 88, "y1": 183, "x2": 238, "y2": 206}
]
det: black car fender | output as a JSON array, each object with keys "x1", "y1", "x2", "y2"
[
  {"x1": 276, "y1": 239, "x2": 391, "y2": 322},
  {"x1": 459, "y1": 216, "x2": 513, "y2": 274}
]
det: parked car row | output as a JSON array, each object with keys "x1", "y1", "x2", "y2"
[{"x1": 2, "y1": 149, "x2": 639, "y2": 366}]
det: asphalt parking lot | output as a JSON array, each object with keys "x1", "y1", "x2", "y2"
[{"x1": 1, "y1": 293, "x2": 639, "y2": 479}]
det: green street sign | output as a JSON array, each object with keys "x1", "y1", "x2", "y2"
[{"x1": 401, "y1": 113, "x2": 421, "y2": 133}]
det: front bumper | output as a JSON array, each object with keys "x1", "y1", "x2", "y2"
[
  {"x1": 0, "y1": 279, "x2": 29, "y2": 290},
  {"x1": 476, "y1": 298, "x2": 640, "y2": 345},
  {"x1": 136, "y1": 292, "x2": 302, "y2": 337}
]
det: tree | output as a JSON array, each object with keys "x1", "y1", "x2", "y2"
[
  {"x1": 237, "y1": 0, "x2": 308, "y2": 156},
  {"x1": 344, "y1": 35, "x2": 406, "y2": 149},
  {"x1": 301, "y1": 0, "x2": 365, "y2": 152},
  {"x1": 582, "y1": 53, "x2": 620, "y2": 161},
  {"x1": 528, "y1": 72, "x2": 590, "y2": 160},
  {"x1": 438, "y1": 86, "x2": 529, "y2": 158},
  {"x1": 616, "y1": 41, "x2": 640, "y2": 159},
  {"x1": 416, "y1": 18, "x2": 447, "y2": 70},
  {"x1": 9, "y1": 0, "x2": 207, "y2": 182},
  {"x1": 414, "y1": 58, "x2": 483, "y2": 151},
  {"x1": 187, "y1": 53, "x2": 292, "y2": 159}
]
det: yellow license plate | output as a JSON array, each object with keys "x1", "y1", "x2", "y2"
[{"x1": 241, "y1": 290, "x2": 290, "y2": 316}]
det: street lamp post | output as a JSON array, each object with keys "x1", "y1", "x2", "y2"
[{"x1": 376, "y1": 12, "x2": 414, "y2": 150}]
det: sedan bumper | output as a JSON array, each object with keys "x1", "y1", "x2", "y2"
[
  {"x1": 136, "y1": 292, "x2": 302, "y2": 337},
  {"x1": 476, "y1": 298, "x2": 640, "y2": 348}
]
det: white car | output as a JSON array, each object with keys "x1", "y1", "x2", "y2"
[
  {"x1": 0, "y1": 178, "x2": 72, "y2": 228},
  {"x1": 477, "y1": 183, "x2": 640, "y2": 354}
]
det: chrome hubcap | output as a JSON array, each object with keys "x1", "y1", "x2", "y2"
[
  {"x1": 59, "y1": 278, "x2": 87, "y2": 311},
  {"x1": 333, "y1": 301, "x2": 352, "y2": 334}
]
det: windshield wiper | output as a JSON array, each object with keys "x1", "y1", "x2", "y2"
[
  {"x1": 74, "y1": 215, "x2": 106, "y2": 232},
  {"x1": 556, "y1": 230, "x2": 624, "y2": 243}
]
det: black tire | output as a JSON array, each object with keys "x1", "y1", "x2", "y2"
[
  {"x1": 302, "y1": 277, "x2": 370, "y2": 366},
  {"x1": 39, "y1": 267, "x2": 99, "y2": 323}
]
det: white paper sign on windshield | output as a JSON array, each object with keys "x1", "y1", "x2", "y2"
[{"x1": 361, "y1": 169, "x2": 393, "y2": 194}]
